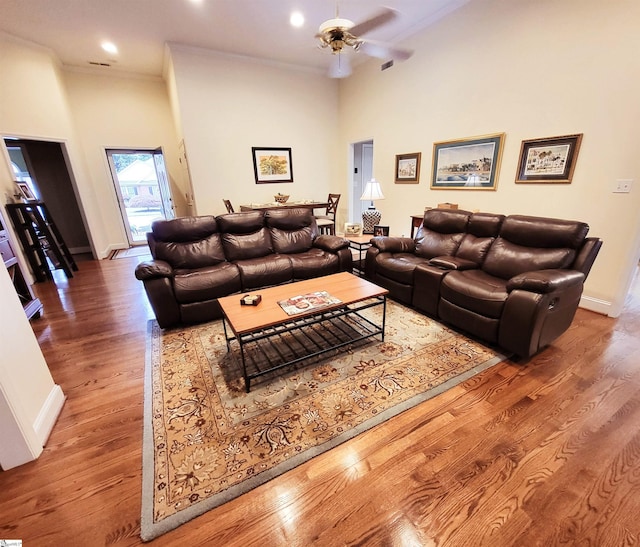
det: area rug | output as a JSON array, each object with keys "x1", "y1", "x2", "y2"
[{"x1": 141, "y1": 300, "x2": 507, "y2": 541}]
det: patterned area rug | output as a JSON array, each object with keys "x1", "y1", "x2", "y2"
[{"x1": 141, "y1": 301, "x2": 507, "y2": 541}]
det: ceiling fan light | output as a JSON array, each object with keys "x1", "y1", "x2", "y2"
[
  {"x1": 318, "y1": 18, "x2": 354, "y2": 34},
  {"x1": 331, "y1": 40, "x2": 345, "y2": 53}
]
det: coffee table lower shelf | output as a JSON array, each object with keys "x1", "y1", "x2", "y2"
[{"x1": 222, "y1": 296, "x2": 386, "y2": 392}]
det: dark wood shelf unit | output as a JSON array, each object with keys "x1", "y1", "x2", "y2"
[
  {"x1": 0, "y1": 210, "x2": 43, "y2": 320},
  {"x1": 5, "y1": 201, "x2": 78, "y2": 281}
]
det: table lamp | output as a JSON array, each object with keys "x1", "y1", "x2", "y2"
[
  {"x1": 465, "y1": 173, "x2": 481, "y2": 186},
  {"x1": 360, "y1": 178, "x2": 385, "y2": 234}
]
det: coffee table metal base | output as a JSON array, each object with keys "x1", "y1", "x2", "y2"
[{"x1": 222, "y1": 296, "x2": 386, "y2": 392}]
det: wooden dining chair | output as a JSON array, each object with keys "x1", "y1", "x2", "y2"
[
  {"x1": 223, "y1": 199, "x2": 235, "y2": 213},
  {"x1": 315, "y1": 194, "x2": 340, "y2": 235}
]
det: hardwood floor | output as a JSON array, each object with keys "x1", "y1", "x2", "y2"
[{"x1": 1, "y1": 257, "x2": 639, "y2": 546}]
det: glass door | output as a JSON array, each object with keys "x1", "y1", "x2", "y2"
[{"x1": 106, "y1": 148, "x2": 175, "y2": 245}]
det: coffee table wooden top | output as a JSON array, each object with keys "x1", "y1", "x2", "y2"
[{"x1": 218, "y1": 272, "x2": 388, "y2": 335}]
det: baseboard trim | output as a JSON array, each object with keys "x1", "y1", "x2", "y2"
[
  {"x1": 579, "y1": 295, "x2": 613, "y2": 316},
  {"x1": 101, "y1": 244, "x2": 126, "y2": 260},
  {"x1": 33, "y1": 384, "x2": 66, "y2": 446},
  {"x1": 68, "y1": 245, "x2": 92, "y2": 254}
]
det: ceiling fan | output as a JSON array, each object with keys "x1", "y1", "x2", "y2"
[{"x1": 316, "y1": 5, "x2": 414, "y2": 78}]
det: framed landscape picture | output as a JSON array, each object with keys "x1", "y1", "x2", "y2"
[
  {"x1": 395, "y1": 152, "x2": 421, "y2": 183},
  {"x1": 515, "y1": 134, "x2": 583, "y2": 184},
  {"x1": 431, "y1": 133, "x2": 505, "y2": 190},
  {"x1": 252, "y1": 147, "x2": 293, "y2": 183}
]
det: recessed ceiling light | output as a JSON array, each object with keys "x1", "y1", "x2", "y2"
[
  {"x1": 101, "y1": 41, "x2": 118, "y2": 55},
  {"x1": 290, "y1": 11, "x2": 304, "y2": 28}
]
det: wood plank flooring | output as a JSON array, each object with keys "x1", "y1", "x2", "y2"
[{"x1": 1, "y1": 257, "x2": 639, "y2": 546}]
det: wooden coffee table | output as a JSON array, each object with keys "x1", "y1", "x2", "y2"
[{"x1": 218, "y1": 272, "x2": 388, "y2": 392}]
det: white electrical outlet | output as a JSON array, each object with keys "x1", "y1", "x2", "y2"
[{"x1": 613, "y1": 179, "x2": 633, "y2": 193}]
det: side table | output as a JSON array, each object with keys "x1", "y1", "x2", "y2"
[{"x1": 345, "y1": 235, "x2": 372, "y2": 277}]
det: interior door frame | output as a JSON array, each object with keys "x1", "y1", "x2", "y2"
[
  {"x1": 105, "y1": 147, "x2": 175, "y2": 246},
  {"x1": 1, "y1": 134, "x2": 96, "y2": 263},
  {"x1": 349, "y1": 139, "x2": 374, "y2": 223}
]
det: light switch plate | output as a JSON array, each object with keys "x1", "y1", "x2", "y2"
[{"x1": 613, "y1": 179, "x2": 633, "y2": 193}]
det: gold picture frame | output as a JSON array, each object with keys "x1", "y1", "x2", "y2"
[
  {"x1": 515, "y1": 134, "x2": 583, "y2": 184},
  {"x1": 431, "y1": 133, "x2": 505, "y2": 190},
  {"x1": 395, "y1": 152, "x2": 421, "y2": 183}
]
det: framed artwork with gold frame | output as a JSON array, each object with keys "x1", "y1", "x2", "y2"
[
  {"x1": 515, "y1": 134, "x2": 583, "y2": 184},
  {"x1": 395, "y1": 152, "x2": 421, "y2": 183},
  {"x1": 431, "y1": 133, "x2": 505, "y2": 190}
]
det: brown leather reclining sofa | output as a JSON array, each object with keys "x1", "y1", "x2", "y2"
[
  {"x1": 135, "y1": 208, "x2": 352, "y2": 328},
  {"x1": 365, "y1": 208, "x2": 602, "y2": 358}
]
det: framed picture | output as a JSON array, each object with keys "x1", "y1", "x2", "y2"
[
  {"x1": 252, "y1": 147, "x2": 293, "y2": 184},
  {"x1": 431, "y1": 133, "x2": 505, "y2": 190},
  {"x1": 15, "y1": 182, "x2": 36, "y2": 201},
  {"x1": 515, "y1": 134, "x2": 583, "y2": 184},
  {"x1": 395, "y1": 152, "x2": 421, "y2": 183},
  {"x1": 373, "y1": 225, "x2": 389, "y2": 237},
  {"x1": 344, "y1": 223, "x2": 362, "y2": 236}
]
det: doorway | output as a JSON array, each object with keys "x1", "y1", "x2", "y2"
[
  {"x1": 106, "y1": 148, "x2": 175, "y2": 246},
  {"x1": 350, "y1": 140, "x2": 374, "y2": 223},
  {"x1": 3, "y1": 137, "x2": 92, "y2": 257}
]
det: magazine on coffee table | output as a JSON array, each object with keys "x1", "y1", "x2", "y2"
[{"x1": 278, "y1": 291, "x2": 342, "y2": 316}]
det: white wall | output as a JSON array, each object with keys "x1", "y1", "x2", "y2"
[
  {"x1": 0, "y1": 258, "x2": 65, "y2": 470},
  {"x1": 63, "y1": 68, "x2": 186, "y2": 250},
  {"x1": 339, "y1": 0, "x2": 640, "y2": 315},
  {"x1": 0, "y1": 33, "x2": 107, "y2": 256},
  {"x1": 167, "y1": 45, "x2": 342, "y2": 220}
]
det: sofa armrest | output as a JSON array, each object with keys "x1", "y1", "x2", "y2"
[
  {"x1": 135, "y1": 259, "x2": 174, "y2": 281},
  {"x1": 429, "y1": 256, "x2": 478, "y2": 270},
  {"x1": 313, "y1": 235, "x2": 349, "y2": 252},
  {"x1": 506, "y1": 269, "x2": 585, "y2": 294},
  {"x1": 371, "y1": 236, "x2": 415, "y2": 253}
]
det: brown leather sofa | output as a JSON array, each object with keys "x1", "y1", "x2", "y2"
[
  {"x1": 365, "y1": 208, "x2": 602, "y2": 358},
  {"x1": 135, "y1": 208, "x2": 353, "y2": 328}
]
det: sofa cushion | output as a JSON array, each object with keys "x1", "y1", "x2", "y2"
[
  {"x1": 151, "y1": 216, "x2": 226, "y2": 269},
  {"x1": 414, "y1": 209, "x2": 470, "y2": 259},
  {"x1": 216, "y1": 210, "x2": 265, "y2": 233},
  {"x1": 288, "y1": 248, "x2": 340, "y2": 280},
  {"x1": 222, "y1": 228, "x2": 273, "y2": 262},
  {"x1": 217, "y1": 210, "x2": 274, "y2": 262},
  {"x1": 481, "y1": 214, "x2": 588, "y2": 280},
  {"x1": 266, "y1": 209, "x2": 314, "y2": 254},
  {"x1": 467, "y1": 212, "x2": 505, "y2": 237},
  {"x1": 455, "y1": 234, "x2": 494, "y2": 265},
  {"x1": 440, "y1": 269, "x2": 509, "y2": 319},
  {"x1": 155, "y1": 236, "x2": 226, "y2": 269},
  {"x1": 235, "y1": 255, "x2": 293, "y2": 290},
  {"x1": 482, "y1": 238, "x2": 576, "y2": 280},
  {"x1": 375, "y1": 253, "x2": 431, "y2": 285},
  {"x1": 173, "y1": 262, "x2": 241, "y2": 304},
  {"x1": 152, "y1": 215, "x2": 217, "y2": 242},
  {"x1": 499, "y1": 215, "x2": 589, "y2": 249}
]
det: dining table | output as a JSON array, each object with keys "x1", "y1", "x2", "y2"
[{"x1": 239, "y1": 200, "x2": 329, "y2": 212}]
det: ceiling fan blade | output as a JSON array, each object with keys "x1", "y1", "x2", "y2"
[
  {"x1": 359, "y1": 39, "x2": 414, "y2": 61},
  {"x1": 349, "y1": 7, "x2": 397, "y2": 37},
  {"x1": 328, "y1": 53, "x2": 352, "y2": 78}
]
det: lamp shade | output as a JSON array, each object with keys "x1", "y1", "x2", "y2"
[
  {"x1": 360, "y1": 179, "x2": 385, "y2": 234},
  {"x1": 360, "y1": 179, "x2": 385, "y2": 201},
  {"x1": 465, "y1": 174, "x2": 481, "y2": 186}
]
